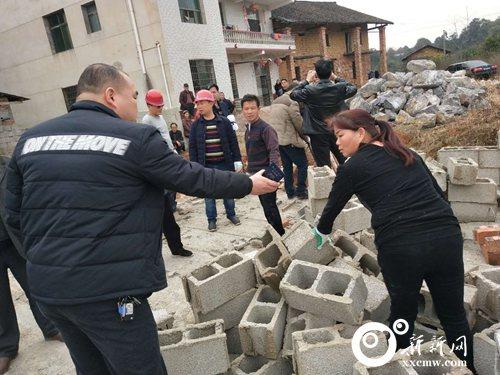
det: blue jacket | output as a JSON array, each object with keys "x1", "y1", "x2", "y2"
[
  {"x1": 189, "y1": 115, "x2": 242, "y2": 171},
  {"x1": 4, "y1": 101, "x2": 253, "y2": 305}
]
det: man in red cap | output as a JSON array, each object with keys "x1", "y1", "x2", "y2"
[
  {"x1": 189, "y1": 89, "x2": 243, "y2": 232},
  {"x1": 143, "y1": 89, "x2": 192, "y2": 257}
]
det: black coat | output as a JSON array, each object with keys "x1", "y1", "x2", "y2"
[
  {"x1": 290, "y1": 78, "x2": 357, "y2": 135},
  {"x1": 4, "y1": 101, "x2": 252, "y2": 305},
  {"x1": 189, "y1": 115, "x2": 241, "y2": 170}
]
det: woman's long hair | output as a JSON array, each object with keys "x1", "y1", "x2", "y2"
[{"x1": 330, "y1": 109, "x2": 415, "y2": 166}]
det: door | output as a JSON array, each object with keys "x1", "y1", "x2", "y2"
[{"x1": 254, "y1": 63, "x2": 272, "y2": 106}]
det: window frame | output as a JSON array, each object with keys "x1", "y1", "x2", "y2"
[
  {"x1": 189, "y1": 59, "x2": 216, "y2": 92},
  {"x1": 82, "y1": 1, "x2": 102, "y2": 34},
  {"x1": 43, "y1": 9, "x2": 74, "y2": 54},
  {"x1": 62, "y1": 85, "x2": 78, "y2": 111},
  {"x1": 178, "y1": 0, "x2": 204, "y2": 24}
]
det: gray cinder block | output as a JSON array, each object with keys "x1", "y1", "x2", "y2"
[
  {"x1": 450, "y1": 202, "x2": 497, "y2": 222},
  {"x1": 475, "y1": 267, "x2": 500, "y2": 321},
  {"x1": 307, "y1": 166, "x2": 336, "y2": 199},
  {"x1": 448, "y1": 157, "x2": 478, "y2": 185},
  {"x1": 479, "y1": 146, "x2": 500, "y2": 168},
  {"x1": 333, "y1": 199, "x2": 372, "y2": 234},
  {"x1": 333, "y1": 230, "x2": 380, "y2": 277},
  {"x1": 239, "y1": 286, "x2": 287, "y2": 359},
  {"x1": 255, "y1": 241, "x2": 292, "y2": 291},
  {"x1": 158, "y1": 319, "x2": 230, "y2": 375},
  {"x1": 183, "y1": 251, "x2": 257, "y2": 314},
  {"x1": 292, "y1": 326, "x2": 387, "y2": 375},
  {"x1": 192, "y1": 288, "x2": 257, "y2": 329},
  {"x1": 424, "y1": 158, "x2": 447, "y2": 192},
  {"x1": 473, "y1": 323, "x2": 500, "y2": 375},
  {"x1": 448, "y1": 177, "x2": 497, "y2": 204},
  {"x1": 229, "y1": 354, "x2": 293, "y2": 375},
  {"x1": 282, "y1": 219, "x2": 339, "y2": 265},
  {"x1": 280, "y1": 260, "x2": 367, "y2": 324}
]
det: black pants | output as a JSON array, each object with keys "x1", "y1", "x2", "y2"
[
  {"x1": 309, "y1": 133, "x2": 346, "y2": 167},
  {"x1": 180, "y1": 103, "x2": 195, "y2": 117},
  {"x1": 378, "y1": 232, "x2": 474, "y2": 370},
  {"x1": 37, "y1": 298, "x2": 167, "y2": 375},
  {"x1": 163, "y1": 193, "x2": 183, "y2": 253},
  {"x1": 258, "y1": 192, "x2": 285, "y2": 236},
  {"x1": 0, "y1": 239, "x2": 58, "y2": 357},
  {"x1": 279, "y1": 145, "x2": 308, "y2": 198}
]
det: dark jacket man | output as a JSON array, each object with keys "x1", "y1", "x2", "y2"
[
  {"x1": 4, "y1": 101, "x2": 252, "y2": 305},
  {"x1": 189, "y1": 114, "x2": 241, "y2": 171}
]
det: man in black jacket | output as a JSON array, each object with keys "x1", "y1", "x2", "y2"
[
  {"x1": 4, "y1": 63, "x2": 278, "y2": 375},
  {"x1": 290, "y1": 58, "x2": 357, "y2": 167}
]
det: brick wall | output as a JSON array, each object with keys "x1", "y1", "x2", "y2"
[
  {"x1": 0, "y1": 125, "x2": 24, "y2": 157},
  {"x1": 404, "y1": 47, "x2": 448, "y2": 63}
]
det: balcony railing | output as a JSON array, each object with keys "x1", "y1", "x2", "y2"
[{"x1": 223, "y1": 29, "x2": 295, "y2": 46}]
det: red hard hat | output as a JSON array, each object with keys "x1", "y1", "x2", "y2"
[
  {"x1": 145, "y1": 89, "x2": 164, "y2": 106},
  {"x1": 194, "y1": 89, "x2": 215, "y2": 103}
]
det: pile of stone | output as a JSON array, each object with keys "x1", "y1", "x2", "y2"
[{"x1": 348, "y1": 59, "x2": 491, "y2": 129}]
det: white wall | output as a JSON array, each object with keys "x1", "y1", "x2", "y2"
[
  {"x1": 157, "y1": 0, "x2": 232, "y2": 101},
  {"x1": 0, "y1": 0, "x2": 171, "y2": 127},
  {"x1": 220, "y1": 1, "x2": 274, "y2": 33},
  {"x1": 269, "y1": 63, "x2": 280, "y2": 88},
  {"x1": 234, "y1": 62, "x2": 258, "y2": 98}
]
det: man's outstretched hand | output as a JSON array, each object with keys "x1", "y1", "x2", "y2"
[{"x1": 250, "y1": 169, "x2": 279, "y2": 195}]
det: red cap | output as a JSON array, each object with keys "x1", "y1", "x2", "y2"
[{"x1": 145, "y1": 89, "x2": 164, "y2": 106}]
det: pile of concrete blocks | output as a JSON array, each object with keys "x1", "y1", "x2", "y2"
[
  {"x1": 474, "y1": 225, "x2": 500, "y2": 265},
  {"x1": 424, "y1": 158, "x2": 448, "y2": 192},
  {"x1": 474, "y1": 322, "x2": 500, "y2": 375},
  {"x1": 307, "y1": 166, "x2": 335, "y2": 217},
  {"x1": 445, "y1": 155, "x2": 498, "y2": 222}
]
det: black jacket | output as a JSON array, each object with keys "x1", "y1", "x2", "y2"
[
  {"x1": 5, "y1": 101, "x2": 253, "y2": 305},
  {"x1": 290, "y1": 78, "x2": 357, "y2": 135},
  {"x1": 189, "y1": 115, "x2": 241, "y2": 170}
]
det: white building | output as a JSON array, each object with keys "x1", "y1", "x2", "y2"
[{"x1": 0, "y1": 0, "x2": 295, "y2": 128}]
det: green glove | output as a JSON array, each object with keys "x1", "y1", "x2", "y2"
[{"x1": 312, "y1": 227, "x2": 330, "y2": 250}]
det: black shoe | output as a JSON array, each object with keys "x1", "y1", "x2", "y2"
[
  {"x1": 228, "y1": 216, "x2": 241, "y2": 226},
  {"x1": 296, "y1": 192, "x2": 308, "y2": 200},
  {"x1": 208, "y1": 221, "x2": 217, "y2": 232},
  {"x1": 286, "y1": 192, "x2": 296, "y2": 199},
  {"x1": 171, "y1": 248, "x2": 193, "y2": 257}
]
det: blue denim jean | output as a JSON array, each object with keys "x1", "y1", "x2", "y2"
[{"x1": 204, "y1": 163, "x2": 236, "y2": 222}]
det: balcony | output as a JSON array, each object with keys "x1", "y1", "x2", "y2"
[{"x1": 223, "y1": 29, "x2": 295, "y2": 51}]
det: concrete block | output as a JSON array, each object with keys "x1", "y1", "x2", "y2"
[
  {"x1": 261, "y1": 224, "x2": 283, "y2": 248},
  {"x1": 192, "y1": 288, "x2": 257, "y2": 329},
  {"x1": 239, "y1": 286, "x2": 287, "y2": 359},
  {"x1": 353, "y1": 359, "x2": 418, "y2": 375},
  {"x1": 292, "y1": 327, "x2": 387, "y2": 375},
  {"x1": 448, "y1": 157, "x2": 478, "y2": 185},
  {"x1": 158, "y1": 319, "x2": 230, "y2": 375},
  {"x1": 229, "y1": 354, "x2": 292, "y2": 375},
  {"x1": 226, "y1": 326, "x2": 243, "y2": 355},
  {"x1": 472, "y1": 310, "x2": 498, "y2": 334},
  {"x1": 413, "y1": 322, "x2": 445, "y2": 343},
  {"x1": 333, "y1": 199, "x2": 372, "y2": 234},
  {"x1": 280, "y1": 260, "x2": 367, "y2": 324},
  {"x1": 477, "y1": 167, "x2": 500, "y2": 185},
  {"x1": 359, "y1": 228, "x2": 377, "y2": 253},
  {"x1": 183, "y1": 251, "x2": 257, "y2": 314},
  {"x1": 451, "y1": 202, "x2": 497, "y2": 222},
  {"x1": 308, "y1": 197, "x2": 328, "y2": 217},
  {"x1": 425, "y1": 158, "x2": 447, "y2": 192},
  {"x1": 476, "y1": 268, "x2": 500, "y2": 321},
  {"x1": 282, "y1": 219, "x2": 339, "y2": 265},
  {"x1": 153, "y1": 309, "x2": 175, "y2": 331},
  {"x1": 479, "y1": 146, "x2": 500, "y2": 168},
  {"x1": 417, "y1": 283, "x2": 477, "y2": 328},
  {"x1": 362, "y1": 274, "x2": 391, "y2": 323},
  {"x1": 332, "y1": 230, "x2": 381, "y2": 277},
  {"x1": 307, "y1": 166, "x2": 335, "y2": 199},
  {"x1": 438, "y1": 146, "x2": 481, "y2": 166},
  {"x1": 448, "y1": 178, "x2": 497, "y2": 204},
  {"x1": 474, "y1": 323, "x2": 500, "y2": 375},
  {"x1": 255, "y1": 241, "x2": 292, "y2": 291}
]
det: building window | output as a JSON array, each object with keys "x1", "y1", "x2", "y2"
[
  {"x1": 189, "y1": 59, "x2": 216, "y2": 92},
  {"x1": 294, "y1": 66, "x2": 301, "y2": 80},
  {"x1": 245, "y1": 6, "x2": 261, "y2": 32},
  {"x1": 62, "y1": 85, "x2": 78, "y2": 111},
  {"x1": 228, "y1": 63, "x2": 239, "y2": 99},
  {"x1": 82, "y1": 1, "x2": 101, "y2": 34},
  {"x1": 325, "y1": 33, "x2": 330, "y2": 47},
  {"x1": 43, "y1": 9, "x2": 73, "y2": 53},
  {"x1": 345, "y1": 32, "x2": 352, "y2": 53},
  {"x1": 178, "y1": 0, "x2": 203, "y2": 24}
]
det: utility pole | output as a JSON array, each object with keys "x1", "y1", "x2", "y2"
[{"x1": 442, "y1": 30, "x2": 447, "y2": 56}]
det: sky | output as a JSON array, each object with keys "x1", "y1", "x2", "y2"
[{"x1": 309, "y1": 0, "x2": 500, "y2": 49}]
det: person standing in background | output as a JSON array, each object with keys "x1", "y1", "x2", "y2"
[{"x1": 179, "y1": 83, "x2": 195, "y2": 116}]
